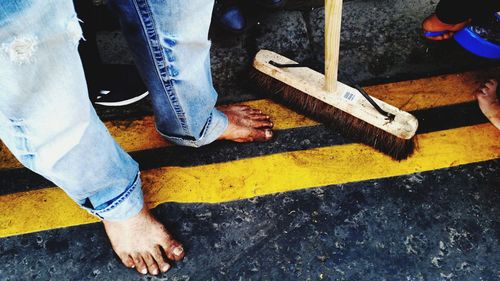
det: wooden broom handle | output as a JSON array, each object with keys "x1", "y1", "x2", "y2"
[{"x1": 324, "y1": 0, "x2": 343, "y2": 93}]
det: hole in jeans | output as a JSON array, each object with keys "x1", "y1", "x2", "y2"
[
  {"x1": 66, "y1": 16, "x2": 85, "y2": 46},
  {"x1": 2, "y1": 35, "x2": 38, "y2": 64}
]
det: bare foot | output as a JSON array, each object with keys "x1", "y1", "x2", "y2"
[
  {"x1": 475, "y1": 79, "x2": 500, "y2": 129},
  {"x1": 422, "y1": 14, "x2": 469, "y2": 40},
  {"x1": 218, "y1": 105, "x2": 273, "y2": 142},
  {"x1": 103, "y1": 207, "x2": 185, "y2": 275}
]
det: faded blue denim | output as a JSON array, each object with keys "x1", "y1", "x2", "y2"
[
  {"x1": 0, "y1": 0, "x2": 225, "y2": 220},
  {"x1": 107, "y1": 0, "x2": 228, "y2": 146}
]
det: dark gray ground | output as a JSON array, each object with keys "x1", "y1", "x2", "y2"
[
  {"x1": 0, "y1": 0, "x2": 499, "y2": 280},
  {"x1": 1, "y1": 160, "x2": 499, "y2": 281}
]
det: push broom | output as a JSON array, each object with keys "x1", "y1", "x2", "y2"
[{"x1": 252, "y1": 0, "x2": 418, "y2": 160}]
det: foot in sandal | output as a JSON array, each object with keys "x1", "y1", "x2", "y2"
[
  {"x1": 475, "y1": 79, "x2": 500, "y2": 129},
  {"x1": 422, "y1": 14, "x2": 469, "y2": 40}
]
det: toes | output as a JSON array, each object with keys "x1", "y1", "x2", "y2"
[
  {"x1": 143, "y1": 253, "x2": 160, "y2": 275},
  {"x1": 476, "y1": 79, "x2": 499, "y2": 98},
  {"x1": 250, "y1": 114, "x2": 271, "y2": 121},
  {"x1": 251, "y1": 128, "x2": 273, "y2": 142},
  {"x1": 161, "y1": 239, "x2": 185, "y2": 262},
  {"x1": 442, "y1": 32, "x2": 453, "y2": 40},
  {"x1": 264, "y1": 129, "x2": 273, "y2": 140},
  {"x1": 132, "y1": 254, "x2": 148, "y2": 275},
  {"x1": 251, "y1": 120, "x2": 273, "y2": 128},
  {"x1": 249, "y1": 108, "x2": 263, "y2": 114},
  {"x1": 119, "y1": 254, "x2": 135, "y2": 269},
  {"x1": 217, "y1": 105, "x2": 275, "y2": 142},
  {"x1": 485, "y1": 79, "x2": 498, "y2": 89},
  {"x1": 172, "y1": 245, "x2": 185, "y2": 260},
  {"x1": 475, "y1": 86, "x2": 489, "y2": 97},
  {"x1": 152, "y1": 246, "x2": 171, "y2": 273}
]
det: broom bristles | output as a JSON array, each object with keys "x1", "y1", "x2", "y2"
[{"x1": 251, "y1": 69, "x2": 416, "y2": 160}]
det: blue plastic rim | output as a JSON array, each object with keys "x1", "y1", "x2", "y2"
[
  {"x1": 454, "y1": 26, "x2": 500, "y2": 59},
  {"x1": 424, "y1": 30, "x2": 447, "y2": 37}
]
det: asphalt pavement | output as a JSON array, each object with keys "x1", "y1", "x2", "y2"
[{"x1": 0, "y1": 0, "x2": 499, "y2": 280}]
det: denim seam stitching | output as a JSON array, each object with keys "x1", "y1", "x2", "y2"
[
  {"x1": 92, "y1": 172, "x2": 141, "y2": 215},
  {"x1": 133, "y1": 0, "x2": 190, "y2": 135},
  {"x1": 9, "y1": 118, "x2": 35, "y2": 167},
  {"x1": 154, "y1": 111, "x2": 215, "y2": 146}
]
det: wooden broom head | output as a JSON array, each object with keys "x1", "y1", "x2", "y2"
[{"x1": 252, "y1": 50, "x2": 418, "y2": 160}]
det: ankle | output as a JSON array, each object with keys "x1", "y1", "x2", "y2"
[{"x1": 103, "y1": 207, "x2": 151, "y2": 227}]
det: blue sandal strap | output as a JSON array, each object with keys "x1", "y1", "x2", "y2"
[{"x1": 423, "y1": 30, "x2": 449, "y2": 37}]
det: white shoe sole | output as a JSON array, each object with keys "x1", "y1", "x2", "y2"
[{"x1": 94, "y1": 91, "x2": 149, "y2": 107}]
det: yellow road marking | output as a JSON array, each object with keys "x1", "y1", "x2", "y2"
[
  {"x1": 0, "y1": 68, "x2": 495, "y2": 170},
  {"x1": 364, "y1": 71, "x2": 487, "y2": 111},
  {"x1": 0, "y1": 124, "x2": 498, "y2": 238}
]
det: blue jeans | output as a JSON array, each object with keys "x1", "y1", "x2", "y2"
[{"x1": 0, "y1": 0, "x2": 227, "y2": 220}]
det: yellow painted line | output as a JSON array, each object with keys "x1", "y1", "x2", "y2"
[
  {"x1": 363, "y1": 71, "x2": 488, "y2": 111},
  {"x1": 105, "y1": 116, "x2": 169, "y2": 151},
  {"x1": 0, "y1": 189, "x2": 100, "y2": 235},
  {"x1": 0, "y1": 68, "x2": 494, "y2": 170},
  {"x1": 0, "y1": 123, "x2": 498, "y2": 238}
]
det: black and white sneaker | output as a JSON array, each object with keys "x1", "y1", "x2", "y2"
[{"x1": 91, "y1": 64, "x2": 149, "y2": 107}]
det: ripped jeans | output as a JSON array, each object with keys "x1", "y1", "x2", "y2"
[{"x1": 0, "y1": 0, "x2": 227, "y2": 220}]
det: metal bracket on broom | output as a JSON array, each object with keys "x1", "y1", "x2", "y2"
[{"x1": 269, "y1": 60, "x2": 396, "y2": 121}]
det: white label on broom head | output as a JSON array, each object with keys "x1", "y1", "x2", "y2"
[{"x1": 343, "y1": 91, "x2": 357, "y2": 103}]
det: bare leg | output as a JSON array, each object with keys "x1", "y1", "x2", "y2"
[
  {"x1": 103, "y1": 107, "x2": 272, "y2": 277},
  {"x1": 103, "y1": 207, "x2": 185, "y2": 275},
  {"x1": 475, "y1": 79, "x2": 500, "y2": 129},
  {"x1": 218, "y1": 105, "x2": 274, "y2": 142}
]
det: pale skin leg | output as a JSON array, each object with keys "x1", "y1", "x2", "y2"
[
  {"x1": 475, "y1": 79, "x2": 500, "y2": 129},
  {"x1": 104, "y1": 105, "x2": 274, "y2": 275}
]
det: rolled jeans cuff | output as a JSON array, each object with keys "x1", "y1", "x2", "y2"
[
  {"x1": 84, "y1": 172, "x2": 144, "y2": 221},
  {"x1": 159, "y1": 108, "x2": 228, "y2": 148}
]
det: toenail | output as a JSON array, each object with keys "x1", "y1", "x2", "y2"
[
  {"x1": 265, "y1": 130, "x2": 272, "y2": 138},
  {"x1": 173, "y1": 246, "x2": 184, "y2": 256},
  {"x1": 162, "y1": 264, "x2": 171, "y2": 272},
  {"x1": 141, "y1": 268, "x2": 147, "y2": 274},
  {"x1": 152, "y1": 269, "x2": 158, "y2": 275}
]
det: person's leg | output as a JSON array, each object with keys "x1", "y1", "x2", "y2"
[
  {"x1": 107, "y1": 0, "x2": 273, "y2": 147},
  {"x1": 74, "y1": 0, "x2": 149, "y2": 107},
  {"x1": 0, "y1": 0, "x2": 183, "y2": 275},
  {"x1": 475, "y1": 79, "x2": 500, "y2": 129},
  {"x1": 422, "y1": 0, "x2": 500, "y2": 40},
  {"x1": 422, "y1": 0, "x2": 470, "y2": 41},
  {"x1": 422, "y1": 14, "x2": 469, "y2": 41}
]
